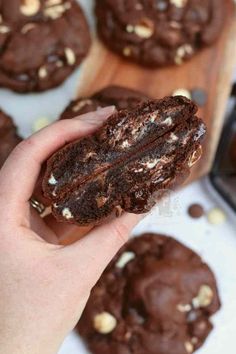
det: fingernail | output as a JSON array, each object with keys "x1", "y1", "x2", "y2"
[
  {"x1": 76, "y1": 106, "x2": 116, "y2": 123},
  {"x1": 96, "y1": 106, "x2": 116, "y2": 117}
]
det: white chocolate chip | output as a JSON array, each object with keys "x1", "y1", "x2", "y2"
[
  {"x1": 21, "y1": 23, "x2": 36, "y2": 34},
  {"x1": 45, "y1": 0, "x2": 62, "y2": 5},
  {"x1": 172, "y1": 88, "x2": 191, "y2": 100},
  {"x1": 38, "y1": 66, "x2": 48, "y2": 79},
  {"x1": 192, "y1": 285, "x2": 214, "y2": 308},
  {"x1": 170, "y1": 0, "x2": 188, "y2": 8},
  {"x1": 121, "y1": 140, "x2": 131, "y2": 148},
  {"x1": 207, "y1": 207, "x2": 226, "y2": 225},
  {"x1": 123, "y1": 47, "x2": 132, "y2": 57},
  {"x1": 175, "y1": 44, "x2": 193, "y2": 65},
  {"x1": 32, "y1": 116, "x2": 50, "y2": 132},
  {"x1": 72, "y1": 99, "x2": 92, "y2": 112},
  {"x1": 0, "y1": 25, "x2": 10, "y2": 34},
  {"x1": 20, "y1": 0, "x2": 40, "y2": 16},
  {"x1": 162, "y1": 117, "x2": 173, "y2": 126},
  {"x1": 44, "y1": 3, "x2": 71, "y2": 19},
  {"x1": 133, "y1": 18, "x2": 154, "y2": 39},
  {"x1": 146, "y1": 159, "x2": 160, "y2": 169},
  {"x1": 93, "y1": 312, "x2": 117, "y2": 334},
  {"x1": 185, "y1": 341, "x2": 194, "y2": 353},
  {"x1": 65, "y1": 47, "x2": 76, "y2": 66},
  {"x1": 126, "y1": 24, "x2": 134, "y2": 33},
  {"x1": 116, "y1": 252, "x2": 135, "y2": 269},
  {"x1": 177, "y1": 303, "x2": 191, "y2": 312},
  {"x1": 48, "y1": 174, "x2": 57, "y2": 186},
  {"x1": 168, "y1": 132, "x2": 178, "y2": 143},
  {"x1": 62, "y1": 208, "x2": 73, "y2": 220}
]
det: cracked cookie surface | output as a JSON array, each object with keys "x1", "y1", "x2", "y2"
[
  {"x1": 78, "y1": 233, "x2": 221, "y2": 354},
  {"x1": 0, "y1": 0, "x2": 91, "y2": 92},
  {"x1": 95, "y1": 0, "x2": 227, "y2": 66}
]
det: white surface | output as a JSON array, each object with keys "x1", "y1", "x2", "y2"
[
  {"x1": 0, "y1": 1, "x2": 235, "y2": 353},
  {"x1": 57, "y1": 179, "x2": 236, "y2": 354}
]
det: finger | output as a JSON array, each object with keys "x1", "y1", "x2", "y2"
[
  {"x1": 0, "y1": 106, "x2": 116, "y2": 213},
  {"x1": 61, "y1": 213, "x2": 144, "y2": 288},
  {"x1": 44, "y1": 213, "x2": 92, "y2": 244}
]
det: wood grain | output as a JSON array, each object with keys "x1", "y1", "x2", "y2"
[
  {"x1": 77, "y1": 1, "x2": 236, "y2": 184},
  {"x1": 60, "y1": 2, "x2": 236, "y2": 245}
]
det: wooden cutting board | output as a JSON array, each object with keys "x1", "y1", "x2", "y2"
[
  {"x1": 76, "y1": 1, "x2": 236, "y2": 184},
  {"x1": 61, "y1": 2, "x2": 236, "y2": 245}
]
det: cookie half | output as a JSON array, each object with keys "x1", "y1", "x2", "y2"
[
  {"x1": 95, "y1": 0, "x2": 226, "y2": 66},
  {"x1": 78, "y1": 233, "x2": 221, "y2": 354},
  {"x1": 0, "y1": 109, "x2": 21, "y2": 168},
  {"x1": 43, "y1": 96, "x2": 206, "y2": 226},
  {"x1": 0, "y1": 0, "x2": 91, "y2": 92},
  {"x1": 60, "y1": 85, "x2": 150, "y2": 119}
]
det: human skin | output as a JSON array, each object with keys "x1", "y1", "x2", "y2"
[{"x1": 0, "y1": 106, "x2": 142, "y2": 354}]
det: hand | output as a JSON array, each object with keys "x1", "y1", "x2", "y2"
[{"x1": 0, "y1": 107, "x2": 142, "y2": 354}]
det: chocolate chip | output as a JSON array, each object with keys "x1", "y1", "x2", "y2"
[
  {"x1": 188, "y1": 204, "x2": 204, "y2": 219},
  {"x1": 191, "y1": 88, "x2": 207, "y2": 106}
]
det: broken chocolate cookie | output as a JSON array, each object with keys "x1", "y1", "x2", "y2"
[
  {"x1": 78, "y1": 233, "x2": 221, "y2": 354},
  {"x1": 43, "y1": 96, "x2": 206, "y2": 226}
]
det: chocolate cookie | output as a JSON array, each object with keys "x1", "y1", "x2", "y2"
[
  {"x1": 78, "y1": 233, "x2": 221, "y2": 354},
  {"x1": 43, "y1": 96, "x2": 206, "y2": 226},
  {"x1": 0, "y1": 0, "x2": 91, "y2": 93},
  {"x1": 60, "y1": 85, "x2": 150, "y2": 119},
  {"x1": 0, "y1": 109, "x2": 21, "y2": 168},
  {"x1": 95, "y1": 0, "x2": 226, "y2": 67}
]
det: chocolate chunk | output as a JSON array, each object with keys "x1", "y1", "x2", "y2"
[
  {"x1": 188, "y1": 203, "x2": 204, "y2": 219},
  {"x1": 78, "y1": 233, "x2": 221, "y2": 354},
  {"x1": 60, "y1": 85, "x2": 150, "y2": 119},
  {"x1": 0, "y1": 109, "x2": 22, "y2": 168},
  {"x1": 95, "y1": 0, "x2": 226, "y2": 67},
  {"x1": 43, "y1": 96, "x2": 206, "y2": 226},
  {"x1": 0, "y1": 0, "x2": 91, "y2": 93},
  {"x1": 191, "y1": 89, "x2": 208, "y2": 107}
]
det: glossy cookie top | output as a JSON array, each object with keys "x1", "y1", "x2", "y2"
[
  {"x1": 78, "y1": 233, "x2": 221, "y2": 354},
  {"x1": 0, "y1": 0, "x2": 91, "y2": 92},
  {"x1": 60, "y1": 85, "x2": 150, "y2": 119},
  {"x1": 0, "y1": 109, "x2": 21, "y2": 168},
  {"x1": 43, "y1": 96, "x2": 206, "y2": 226},
  {"x1": 95, "y1": 0, "x2": 226, "y2": 66}
]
